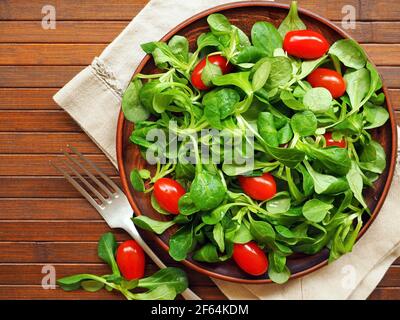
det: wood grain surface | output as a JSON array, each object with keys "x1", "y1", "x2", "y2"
[{"x1": 0, "y1": 0, "x2": 398, "y2": 300}]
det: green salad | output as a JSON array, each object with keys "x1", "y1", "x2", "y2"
[{"x1": 122, "y1": 1, "x2": 389, "y2": 283}]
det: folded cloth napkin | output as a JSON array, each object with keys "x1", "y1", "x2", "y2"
[{"x1": 54, "y1": 0, "x2": 400, "y2": 300}]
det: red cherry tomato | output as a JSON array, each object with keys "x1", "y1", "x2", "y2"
[
  {"x1": 238, "y1": 172, "x2": 277, "y2": 201},
  {"x1": 283, "y1": 30, "x2": 330, "y2": 59},
  {"x1": 153, "y1": 178, "x2": 186, "y2": 214},
  {"x1": 307, "y1": 68, "x2": 346, "y2": 98},
  {"x1": 233, "y1": 242, "x2": 269, "y2": 276},
  {"x1": 116, "y1": 240, "x2": 145, "y2": 280},
  {"x1": 191, "y1": 54, "x2": 233, "y2": 90},
  {"x1": 324, "y1": 132, "x2": 346, "y2": 148}
]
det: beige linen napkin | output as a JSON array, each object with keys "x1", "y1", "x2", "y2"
[{"x1": 54, "y1": 0, "x2": 400, "y2": 300}]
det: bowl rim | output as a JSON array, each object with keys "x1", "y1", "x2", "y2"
[{"x1": 116, "y1": 1, "x2": 398, "y2": 284}]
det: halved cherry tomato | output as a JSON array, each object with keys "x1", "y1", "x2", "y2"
[
  {"x1": 116, "y1": 240, "x2": 145, "y2": 280},
  {"x1": 324, "y1": 132, "x2": 346, "y2": 148},
  {"x1": 233, "y1": 242, "x2": 269, "y2": 276},
  {"x1": 191, "y1": 54, "x2": 233, "y2": 90},
  {"x1": 307, "y1": 68, "x2": 346, "y2": 98},
  {"x1": 283, "y1": 30, "x2": 330, "y2": 59},
  {"x1": 153, "y1": 178, "x2": 186, "y2": 214},
  {"x1": 238, "y1": 172, "x2": 277, "y2": 201}
]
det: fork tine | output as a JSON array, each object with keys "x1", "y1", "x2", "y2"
[
  {"x1": 68, "y1": 145, "x2": 120, "y2": 192},
  {"x1": 64, "y1": 148, "x2": 113, "y2": 198},
  {"x1": 50, "y1": 161, "x2": 102, "y2": 209},
  {"x1": 61, "y1": 158, "x2": 109, "y2": 204}
]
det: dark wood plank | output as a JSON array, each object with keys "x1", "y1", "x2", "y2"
[
  {"x1": 0, "y1": 44, "x2": 106, "y2": 66},
  {"x1": 0, "y1": 240, "x2": 219, "y2": 296},
  {"x1": 0, "y1": 21, "x2": 128, "y2": 43},
  {"x1": 0, "y1": 285, "x2": 122, "y2": 300},
  {"x1": 1, "y1": 0, "x2": 399, "y2": 21},
  {"x1": 0, "y1": 111, "x2": 81, "y2": 132},
  {"x1": 0, "y1": 238, "x2": 213, "y2": 289},
  {"x1": 368, "y1": 288, "x2": 400, "y2": 300},
  {"x1": 0, "y1": 154, "x2": 116, "y2": 176},
  {"x1": 286, "y1": 0, "x2": 400, "y2": 21},
  {"x1": 0, "y1": 177, "x2": 121, "y2": 198},
  {"x1": 0, "y1": 0, "x2": 149, "y2": 20},
  {"x1": 2, "y1": 66, "x2": 399, "y2": 88},
  {"x1": 0, "y1": 264, "x2": 114, "y2": 285},
  {"x1": 0, "y1": 133, "x2": 100, "y2": 154},
  {"x1": 0, "y1": 242, "x2": 105, "y2": 263},
  {"x1": 0, "y1": 88, "x2": 60, "y2": 110},
  {"x1": 0, "y1": 221, "x2": 129, "y2": 241},
  {"x1": 390, "y1": 89, "x2": 400, "y2": 109},
  {"x1": 0, "y1": 199, "x2": 100, "y2": 220},
  {"x1": 0, "y1": 241, "x2": 179, "y2": 266},
  {"x1": 2, "y1": 21, "x2": 400, "y2": 44},
  {"x1": 0, "y1": 66, "x2": 84, "y2": 87},
  {"x1": 359, "y1": 0, "x2": 400, "y2": 21},
  {"x1": 379, "y1": 67, "x2": 400, "y2": 88},
  {"x1": 0, "y1": 43, "x2": 398, "y2": 66},
  {"x1": 364, "y1": 44, "x2": 400, "y2": 66},
  {"x1": 377, "y1": 266, "x2": 400, "y2": 287},
  {"x1": 336, "y1": 22, "x2": 400, "y2": 43},
  {"x1": 0, "y1": 241, "x2": 176, "y2": 264}
]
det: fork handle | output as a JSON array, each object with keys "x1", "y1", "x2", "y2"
[{"x1": 122, "y1": 219, "x2": 201, "y2": 301}]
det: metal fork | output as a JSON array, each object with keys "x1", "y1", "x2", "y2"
[{"x1": 51, "y1": 145, "x2": 201, "y2": 300}]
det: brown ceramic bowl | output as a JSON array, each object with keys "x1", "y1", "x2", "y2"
[{"x1": 117, "y1": 2, "x2": 398, "y2": 283}]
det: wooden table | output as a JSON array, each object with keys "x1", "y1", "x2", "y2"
[{"x1": 0, "y1": 0, "x2": 398, "y2": 300}]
